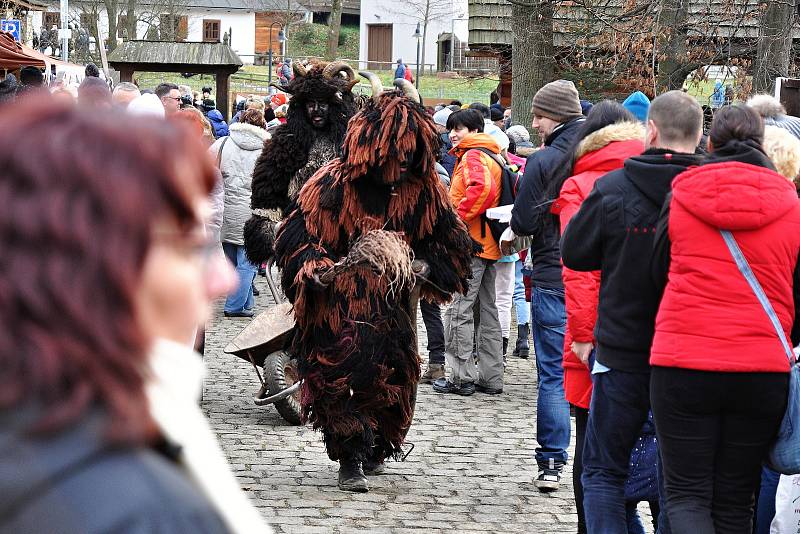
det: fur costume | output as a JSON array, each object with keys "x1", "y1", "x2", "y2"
[
  {"x1": 273, "y1": 76, "x2": 476, "y2": 463},
  {"x1": 244, "y1": 61, "x2": 358, "y2": 265}
]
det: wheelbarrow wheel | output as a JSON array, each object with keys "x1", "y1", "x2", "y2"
[{"x1": 264, "y1": 350, "x2": 303, "y2": 425}]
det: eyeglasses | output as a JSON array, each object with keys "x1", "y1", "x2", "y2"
[{"x1": 164, "y1": 96, "x2": 182, "y2": 102}]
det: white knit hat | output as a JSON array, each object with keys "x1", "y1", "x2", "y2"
[
  {"x1": 127, "y1": 93, "x2": 165, "y2": 118},
  {"x1": 433, "y1": 107, "x2": 452, "y2": 127}
]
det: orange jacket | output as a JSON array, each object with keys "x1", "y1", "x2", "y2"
[{"x1": 450, "y1": 133, "x2": 502, "y2": 260}]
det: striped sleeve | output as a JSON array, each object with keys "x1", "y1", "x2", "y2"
[{"x1": 456, "y1": 149, "x2": 499, "y2": 222}]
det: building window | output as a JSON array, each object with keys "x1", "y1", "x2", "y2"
[
  {"x1": 43, "y1": 12, "x2": 60, "y2": 30},
  {"x1": 203, "y1": 19, "x2": 220, "y2": 43},
  {"x1": 117, "y1": 15, "x2": 129, "y2": 38}
]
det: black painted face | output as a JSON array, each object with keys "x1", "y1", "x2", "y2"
[{"x1": 305, "y1": 100, "x2": 330, "y2": 129}]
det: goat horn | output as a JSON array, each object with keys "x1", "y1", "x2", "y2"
[
  {"x1": 292, "y1": 61, "x2": 307, "y2": 78},
  {"x1": 323, "y1": 61, "x2": 356, "y2": 82},
  {"x1": 393, "y1": 78, "x2": 420, "y2": 104},
  {"x1": 358, "y1": 71, "x2": 384, "y2": 101}
]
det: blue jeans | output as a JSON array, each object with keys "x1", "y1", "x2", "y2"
[
  {"x1": 222, "y1": 242, "x2": 256, "y2": 313},
  {"x1": 755, "y1": 467, "x2": 780, "y2": 534},
  {"x1": 531, "y1": 286, "x2": 570, "y2": 468},
  {"x1": 514, "y1": 260, "x2": 530, "y2": 325},
  {"x1": 583, "y1": 368, "x2": 671, "y2": 534}
]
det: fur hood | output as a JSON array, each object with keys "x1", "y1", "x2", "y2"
[
  {"x1": 229, "y1": 122, "x2": 269, "y2": 151},
  {"x1": 575, "y1": 121, "x2": 645, "y2": 160}
]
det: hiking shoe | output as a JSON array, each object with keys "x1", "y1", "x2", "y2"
[
  {"x1": 514, "y1": 323, "x2": 530, "y2": 359},
  {"x1": 432, "y1": 377, "x2": 475, "y2": 396},
  {"x1": 338, "y1": 458, "x2": 368, "y2": 492},
  {"x1": 363, "y1": 460, "x2": 386, "y2": 476},
  {"x1": 534, "y1": 459, "x2": 562, "y2": 493},
  {"x1": 420, "y1": 364, "x2": 446, "y2": 384},
  {"x1": 475, "y1": 383, "x2": 503, "y2": 395}
]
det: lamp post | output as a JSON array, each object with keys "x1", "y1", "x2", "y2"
[
  {"x1": 412, "y1": 23, "x2": 422, "y2": 89},
  {"x1": 267, "y1": 22, "x2": 285, "y2": 86}
]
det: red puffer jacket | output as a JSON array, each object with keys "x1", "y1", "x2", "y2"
[
  {"x1": 552, "y1": 122, "x2": 644, "y2": 408},
  {"x1": 651, "y1": 154, "x2": 800, "y2": 373}
]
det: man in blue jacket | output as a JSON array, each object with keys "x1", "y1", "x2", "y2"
[
  {"x1": 394, "y1": 59, "x2": 406, "y2": 80},
  {"x1": 510, "y1": 79, "x2": 585, "y2": 493}
]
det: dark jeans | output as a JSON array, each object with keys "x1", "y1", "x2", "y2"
[
  {"x1": 531, "y1": 286, "x2": 570, "y2": 468},
  {"x1": 578, "y1": 399, "x2": 662, "y2": 534},
  {"x1": 754, "y1": 467, "x2": 780, "y2": 534},
  {"x1": 651, "y1": 366, "x2": 788, "y2": 534},
  {"x1": 420, "y1": 299, "x2": 445, "y2": 365},
  {"x1": 582, "y1": 367, "x2": 670, "y2": 534}
]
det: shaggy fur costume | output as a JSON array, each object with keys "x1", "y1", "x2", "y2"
[
  {"x1": 273, "y1": 87, "x2": 476, "y2": 463},
  {"x1": 244, "y1": 62, "x2": 357, "y2": 265}
]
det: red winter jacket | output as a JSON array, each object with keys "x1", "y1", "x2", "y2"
[
  {"x1": 651, "y1": 150, "x2": 800, "y2": 373},
  {"x1": 552, "y1": 122, "x2": 644, "y2": 408}
]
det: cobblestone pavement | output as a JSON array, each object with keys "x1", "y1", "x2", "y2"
[{"x1": 202, "y1": 275, "x2": 654, "y2": 534}]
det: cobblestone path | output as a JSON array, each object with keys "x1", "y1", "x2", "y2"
[{"x1": 202, "y1": 275, "x2": 654, "y2": 534}]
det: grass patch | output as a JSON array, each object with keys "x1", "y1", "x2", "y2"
[{"x1": 286, "y1": 23, "x2": 359, "y2": 60}]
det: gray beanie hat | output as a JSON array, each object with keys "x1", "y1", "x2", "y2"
[{"x1": 531, "y1": 80, "x2": 583, "y2": 123}]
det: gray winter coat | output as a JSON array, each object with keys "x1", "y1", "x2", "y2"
[{"x1": 210, "y1": 123, "x2": 269, "y2": 246}]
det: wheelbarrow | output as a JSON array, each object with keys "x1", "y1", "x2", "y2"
[
  {"x1": 224, "y1": 263, "x2": 303, "y2": 425},
  {"x1": 224, "y1": 250, "x2": 428, "y2": 427}
]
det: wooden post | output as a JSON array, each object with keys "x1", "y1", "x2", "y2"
[
  {"x1": 216, "y1": 70, "x2": 230, "y2": 121},
  {"x1": 118, "y1": 66, "x2": 134, "y2": 82}
]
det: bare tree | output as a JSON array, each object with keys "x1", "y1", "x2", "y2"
[
  {"x1": 325, "y1": 0, "x2": 343, "y2": 60},
  {"x1": 753, "y1": 0, "x2": 798, "y2": 93},
  {"x1": 508, "y1": 0, "x2": 555, "y2": 135}
]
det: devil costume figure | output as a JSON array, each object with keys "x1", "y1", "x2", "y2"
[
  {"x1": 244, "y1": 61, "x2": 358, "y2": 264},
  {"x1": 273, "y1": 75, "x2": 476, "y2": 492}
]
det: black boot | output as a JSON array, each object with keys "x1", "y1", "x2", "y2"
[
  {"x1": 502, "y1": 337, "x2": 509, "y2": 356},
  {"x1": 338, "y1": 457, "x2": 368, "y2": 492},
  {"x1": 514, "y1": 323, "x2": 530, "y2": 359}
]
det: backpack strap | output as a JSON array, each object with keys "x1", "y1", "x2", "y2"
[
  {"x1": 215, "y1": 136, "x2": 230, "y2": 168},
  {"x1": 720, "y1": 229, "x2": 795, "y2": 363},
  {"x1": 473, "y1": 146, "x2": 506, "y2": 169}
]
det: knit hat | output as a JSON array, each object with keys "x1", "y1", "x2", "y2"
[
  {"x1": 622, "y1": 91, "x2": 651, "y2": 122},
  {"x1": 506, "y1": 124, "x2": 531, "y2": 145},
  {"x1": 433, "y1": 107, "x2": 452, "y2": 127},
  {"x1": 490, "y1": 107, "x2": 504, "y2": 122},
  {"x1": 531, "y1": 80, "x2": 582, "y2": 123},
  {"x1": 127, "y1": 93, "x2": 165, "y2": 118}
]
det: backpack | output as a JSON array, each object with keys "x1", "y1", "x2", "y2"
[{"x1": 473, "y1": 147, "x2": 519, "y2": 244}]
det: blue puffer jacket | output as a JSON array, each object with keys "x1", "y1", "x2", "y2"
[{"x1": 207, "y1": 109, "x2": 229, "y2": 139}]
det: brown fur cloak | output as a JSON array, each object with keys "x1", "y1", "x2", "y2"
[{"x1": 273, "y1": 83, "x2": 476, "y2": 463}]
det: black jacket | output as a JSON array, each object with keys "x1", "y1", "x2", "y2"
[
  {"x1": 561, "y1": 149, "x2": 703, "y2": 372},
  {"x1": 0, "y1": 410, "x2": 230, "y2": 534},
  {"x1": 511, "y1": 118, "x2": 584, "y2": 288}
]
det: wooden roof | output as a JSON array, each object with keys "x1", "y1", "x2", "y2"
[
  {"x1": 108, "y1": 40, "x2": 243, "y2": 72},
  {"x1": 301, "y1": 0, "x2": 359, "y2": 15},
  {"x1": 468, "y1": 0, "x2": 800, "y2": 48}
]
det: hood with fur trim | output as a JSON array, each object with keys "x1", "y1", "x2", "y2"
[
  {"x1": 573, "y1": 121, "x2": 645, "y2": 176},
  {"x1": 228, "y1": 122, "x2": 269, "y2": 151}
]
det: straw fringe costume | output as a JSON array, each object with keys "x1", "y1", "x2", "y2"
[
  {"x1": 244, "y1": 61, "x2": 358, "y2": 265},
  {"x1": 273, "y1": 77, "x2": 476, "y2": 483}
]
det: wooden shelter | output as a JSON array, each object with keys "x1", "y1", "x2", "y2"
[{"x1": 108, "y1": 40, "x2": 242, "y2": 119}]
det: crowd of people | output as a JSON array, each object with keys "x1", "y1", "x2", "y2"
[{"x1": 3, "y1": 56, "x2": 800, "y2": 533}]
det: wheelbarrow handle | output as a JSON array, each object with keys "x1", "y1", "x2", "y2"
[{"x1": 253, "y1": 379, "x2": 303, "y2": 406}]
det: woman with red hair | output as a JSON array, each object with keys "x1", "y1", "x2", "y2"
[{"x1": 0, "y1": 97, "x2": 270, "y2": 533}]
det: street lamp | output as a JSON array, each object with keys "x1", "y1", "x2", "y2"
[
  {"x1": 267, "y1": 22, "x2": 285, "y2": 86},
  {"x1": 412, "y1": 22, "x2": 422, "y2": 89}
]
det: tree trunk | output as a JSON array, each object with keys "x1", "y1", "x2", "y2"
[
  {"x1": 655, "y1": 0, "x2": 690, "y2": 92},
  {"x1": 511, "y1": 0, "x2": 554, "y2": 140},
  {"x1": 324, "y1": 0, "x2": 342, "y2": 61},
  {"x1": 420, "y1": 0, "x2": 429, "y2": 76},
  {"x1": 105, "y1": 0, "x2": 118, "y2": 51},
  {"x1": 126, "y1": 0, "x2": 137, "y2": 40},
  {"x1": 753, "y1": 0, "x2": 797, "y2": 94}
]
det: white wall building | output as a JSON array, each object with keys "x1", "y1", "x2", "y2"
[
  {"x1": 28, "y1": 0, "x2": 309, "y2": 65},
  {"x1": 358, "y1": 0, "x2": 467, "y2": 73}
]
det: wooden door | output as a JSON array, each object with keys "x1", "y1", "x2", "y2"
[
  {"x1": 367, "y1": 24, "x2": 392, "y2": 70},
  {"x1": 780, "y1": 79, "x2": 800, "y2": 118}
]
